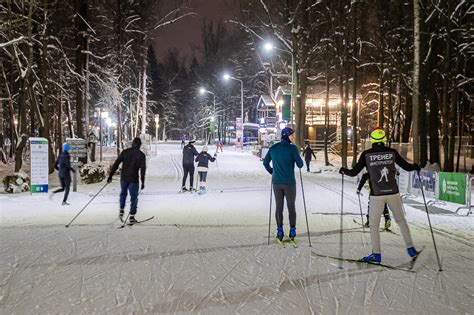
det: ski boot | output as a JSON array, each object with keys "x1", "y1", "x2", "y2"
[
  {"x1": 119, "y1": 209, "x2": 124, "y2": 221},
  {"x1": 360, "y1": 253, "x2": 381, "y2": 263},
  {"x1": 407, "y1": 247, "x2": 419, "y2": 258},
  {"x1": 129, "y1": 215, "x2": 137, "y2": 224},
  {"x1": 384, "y1": 216, "x2": 392, "y2": 230},
  {"x1": 181, "y1": 186, "x2": 188, "y2": 193},
  {"x1": 276, "y1": 227, "x2": 284, "y2": 241},
  {"x1": 289, "y1": 227, "x2": 296, "y2": 240},
  {"x1": 364, "y1": 217, "x2": 370, "y2": 228},
  {"x1": 62, "y1": 201, "x2": 70, "y2": 206}
]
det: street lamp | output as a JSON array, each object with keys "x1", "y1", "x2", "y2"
[
  {"x1": 154, "y1": 114, "x2": 159, "y2": 153},
  {"x1": 222, "y1": 74, "x2": 244, "y2": 124},
  {"x1": 99, "y1": 109, "x2": 109, "y2": 162},
  {"x1": 263, "y1": 41, "x2": 295, "y2": 126}
]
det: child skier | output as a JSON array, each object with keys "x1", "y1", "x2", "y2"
[
  {"x1": 195, "y1": 145, "x2": 216, "y2": 193},
  {"x1": 357, "y1": 172, "x2": 392, "y2": 229},
  {"x1": 50, "y1": 143, "x2": 75, "y2": 205},
  {"x1": 339, "y1": 127, "x2": 421, "y2": 263}
]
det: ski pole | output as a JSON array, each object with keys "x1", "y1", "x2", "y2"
[
  {"x1": 267, "y1": 180, "x2": 272, "y2": 245},
  {"x1": 357, "y1": 193, "x2": 365, "y2": 233},
  {"x1": 299, "y1": 168, "x2": 312, "y2": 247},
  {"x1": 339, "y1": 174, "x2": 344, "y2": 269},
  {"x1": 65, "y1": 181, "x2": 109, "y2": 228},
  {"x1": 417, "y1": 171, "x2": 443, "y2": 271}
]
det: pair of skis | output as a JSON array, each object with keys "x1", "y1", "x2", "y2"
[
  {"x1": 117, "y1": 216, "x2": 154, "y2": 229},
  {"x1": 276, "y1": 236, "x2": 298, "y2": 248},
  {"x1": 311, "y1": 247, "x2": 424, "y2": 272}
]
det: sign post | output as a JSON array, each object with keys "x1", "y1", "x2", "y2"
[
  {"x1": 29, "y1": 137, "x2": 49, "y2": 193},
  {"x1": 66, "y1": 138, "x2": 88, "y2": 192}
]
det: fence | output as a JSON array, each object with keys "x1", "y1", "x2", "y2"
[{"x1": 399, "y1": 168, "x2": 472, "y2": 216}]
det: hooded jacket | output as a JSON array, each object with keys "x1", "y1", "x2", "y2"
[
  {"x1": 109, "y1": 139, "x2": 146, "y2": 184},
  {"x1": 182, "y1": 143, "x2": 199, "y2": 164},
  {"x1": 55, "y1": 151, "x2": 74, "y2": 179}
]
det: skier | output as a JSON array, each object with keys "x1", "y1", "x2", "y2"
[
  {"x1": 182, "y1": 139, "x2": 199, "y2": 192},
  {"x1": 339, "y1": 127, "x2": 421, "y2": 263},
  {"x1": 107, "y1": 137, "x2": 146, "y2": 224},
  {"x1": 195, "y1": 145, "x2": 216, "y2": 193},
  {"x1": 180, "y1": 134, "x2": 186, "y2": 149},
  {"x1": 263, "y1": 127, "x2": 304, "y2": 242},
  {"x1": 357, "y1": 172, "x2": 391, "y2": 229},
  {"x1": 216, "y1": 141, "x2": 223, "y2": 153},
  {"x1": 50, "y1": 143, "x2": 75, "y2": 205},
  {"x1": 302, "y1": 143, "x2": 317, "y2": 172}
]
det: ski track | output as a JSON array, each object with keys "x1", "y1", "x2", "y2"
[{"x1": 1, "y1": 143, "x2": 473, "y2": 313}]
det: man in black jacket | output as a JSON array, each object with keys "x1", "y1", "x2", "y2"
[
  {"x1": 108, "y1": 137, "x2": 146, "y2": 223},
  {"x1": 50, "y1": 143, "x2": 75, "y2": 205},
  {"x1": 339, "y1": 127, "x2": 421, "y2": 263},
  {"x1": 302, "y1": 143, "x2": 317, "y2": 172},
  {"x1": 181, "y1": 139, "x2": 199, "y2": 192}
]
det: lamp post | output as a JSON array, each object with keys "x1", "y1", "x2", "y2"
[
  {"x1": 99, "y1": 109, "x2": 109, "y2": 162},
  {"x1": 263, "y1": 41, "x2": 295, "y2": 126},
  {"x1": 223, "y1": 74, "x2": 244, "y2": 124},
  {"x1": 199, "y1": 87, "x2": 217, "y2": 143},
  {"x1": 154, "y1": 114, "x2": 159, "y2": 153}
]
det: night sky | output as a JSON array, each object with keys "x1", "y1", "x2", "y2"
[{"x1": 153, "y1": 0, "x2": 239, "y2": 63}]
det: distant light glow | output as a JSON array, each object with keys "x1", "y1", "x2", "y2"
[
  {"x1": 105, "y1": 118, "x2": 112, "y2": 127},
  {"x1": 279, "y1": 122, "x2": 286, "y2": 130},
  {"x1": 223, "y1": 74, "x2": 230, "y2": 80},
  {"x1": 199, "y1": 87, "x2": 206, "y2": 94},
  {"x1": 263, "y1": 42, "x2": 274, "y2": 51}
]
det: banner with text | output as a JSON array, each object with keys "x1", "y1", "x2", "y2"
[
  {"x1": 30, "y1": 137, "x2": 49, "y2": 193},
  {"x1": 438, "y1": 172, "x2": 466, "y2": 204},
  {"x1": 411, "y1": 170, "x2": 437, "y2": 198}
]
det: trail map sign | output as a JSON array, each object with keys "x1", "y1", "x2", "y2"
[{"x1": 29, "y1": 137, "x2": 49, "y2": 193}]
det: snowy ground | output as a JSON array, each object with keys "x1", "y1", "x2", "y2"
[{"x1": 1, "y1": 143, "x2": 473, "y2": 314}]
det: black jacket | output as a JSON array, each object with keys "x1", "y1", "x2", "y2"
[
  {"x1": 343, "y1": 143, "x2": 418, "y2": 196},
  {"x1": 109, "y1": 146, "x2": 146, "y2": 184},
  {"x1": 183, "y1": 144, "x2": 199, "y2": 164},
  {"x1": 55, "y1": 151, "x2": 74, "y2": 179},
  {"x1": 302, "y1": 146, "x2": 317, "y2": 161},
  {"x1": 357, "y1": 172, "x2": 370, "y2": 192},
  {"x1": 195, "y1": 152, "x2": 216, "y2": 168}
]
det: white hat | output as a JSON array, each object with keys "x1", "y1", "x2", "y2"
[{"x1": 202, "y1": 145, "x2": 208, "y2": 152}]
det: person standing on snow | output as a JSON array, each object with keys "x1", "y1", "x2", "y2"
[
  {"x1": 195, "y1": 145, "x2": 216, "y2": 193},
  {"x1": 302, "y1": 143, "x2": 317, "y2": 172},
  {"x1": 50, "y1": 143, "x2": 75, "y2": 205},
  {"x1": 107, "y1": 137, "x2": 146, "y2": 224},
  {"x1": 181, "y1": 139, "x2": 199, "y2": 192},
  {"x1": 339, "y1": 127, "x2": 421, "y2": 263},
  {"x1": 357, "y1": 172, "x2": 391, "y2": 229},
  {"x1": 263, "y1": 127, "x2": 304, "y2": 241}
]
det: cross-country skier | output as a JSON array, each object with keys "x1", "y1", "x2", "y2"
[
  {"x1": 182, "y1": 139, "x2": 199, "y2": 192},
  {"x1": 195, "y1": 145, "x2": 216, "y2": 193},
  {"x1": 339, "y1": 127, "x2": 421, "y2": 263},
  {"x1": 50, "y1": 143, "x2": 75, "y2": 205},
  {"x1": 107, "y1": 137, "x2": 146, "y2": 224},
  {"x1": 263, "y1": 127, "x2": 304, "y2": 241},
  {"x1": 302, "y1": 143, "x2": 317, "y2": 172},
  {"x1": 357, "y1": 172, "x2": 391, "y2": 229}
]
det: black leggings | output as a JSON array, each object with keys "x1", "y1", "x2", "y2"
[
  {"x1": 198, "y1": 171, "x2": 208, "y2": 182},
  {"x1": 273, "y1": 184, "x2": 297, "y2": 228},
  {"x1": 182, "y1": 164, "x2": 195, "y2": 188},
  {"x1": 54, "y1": 176, "x2": 71, "y2": 202}
]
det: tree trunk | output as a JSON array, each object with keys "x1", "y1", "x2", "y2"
[
  {"x1": 74, "y1": 0, "x2": 88, "y2": 139},
  {"x1": 324, "y1": 64, "x2": 330, "y2": 166},
  {"x1": 140, "y1": 42, "x2": 149, "y2": 136},
  {"x1": 378, "y1": 61, "x2": 384, "y2": 127},
  {"x1": 296, "y1": 73, "x2": 307, "y2": 150},
  {"x1": 412, "y1": 0, "x2": 421, "y2": 164},
  {"x1": 428, "y1": 89, "x2": 440, "y2": 163}
]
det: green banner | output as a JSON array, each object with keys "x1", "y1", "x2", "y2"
[
  {"x1": 282, "y1": 94, "x2": 291, "y2": 121},
  {"x1": 438, "y1": 172, "x2": 466, "y2": 204}
]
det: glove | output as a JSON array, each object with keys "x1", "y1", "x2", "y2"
[
  {"x1": 141, "y1": 183, "x2": 145, "y2": 190},
  {"x1": 268, "y1": 168, "x2": 273, "y2": 175},
  {"x1": 413, "y1": 164, "x2": 421, "y2": 172},
  {"x1": 107, "y1": 177, "x2": 112, "y2": 183},
  {"x1": 356, "y1": 189, "x2": 360, "y2": 195},
  {"x1": 339, "y1": 167, "x2": 347, "y2": 175},
  {"x1": 213, "y1": 153, "x2": 217, "y2": 158}
]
